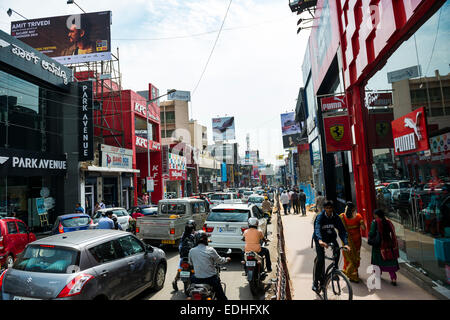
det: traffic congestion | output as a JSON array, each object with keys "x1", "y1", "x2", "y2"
[{"x1": 0, "y1": 186, "x2": 277, "y2": 300}]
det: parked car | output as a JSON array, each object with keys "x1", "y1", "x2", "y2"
[
  {"x1": 128, "y1": 205, "x2": 158, "y2": 219},
  {"x1": 209, "y1": 192, "x2": 240, "y2": 207},
  {"x1": 0, "y1": 229, "x2": 166, "y2": 300},
  {"x1": 387, "y1": 181, "x2": 412, "y2": 203},
  {"x1": 0, "y1": 218, "x2": 36, "y2": 270},
  {"x1": 204, "y1": 203, "x2": 268, "y2": 253},
  {"x1": 92, "y1": 208, "x2": 132, "y2": 231},
  {"x1": 242, "y1": 191, "x2": 255, "y2": 202},
  {"x1": 51, "y1": 214, "x2": 94, "y2": 235}
]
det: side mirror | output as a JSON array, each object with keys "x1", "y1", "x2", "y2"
[
  {"x1": 146, "y1": 244, "x2": 154, "y2": 253},
  {"x1": 226, "y1": 248, "x2": 232, "y2": 255}
]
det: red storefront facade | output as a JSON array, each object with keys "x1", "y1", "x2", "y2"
[{"x1": 305, "y1": 0, "x2": 449, "y2": 286}]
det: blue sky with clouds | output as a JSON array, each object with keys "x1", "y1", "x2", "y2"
[{"x1": 0, "y1": 0, "x2": 310, "y2": 165}]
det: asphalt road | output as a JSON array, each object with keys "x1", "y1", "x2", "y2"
[{"x1": 136, "y1": 223, "x2": 275, "y2": 300}]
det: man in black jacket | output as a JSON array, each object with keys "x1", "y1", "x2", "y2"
[
  {"x1": 312, "y1": 200, "x2": 350, "y2": 292},
  {"x1": 299, "y1": 189, "x2": 307, "y2": 216}
]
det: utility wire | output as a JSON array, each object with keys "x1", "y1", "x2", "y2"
[
  {"x1": 192, "y1": 0, "x2": 233, "y2": 96},
  {"x1": 424, "y1": 7, "x2": 442, "y2": 77}
]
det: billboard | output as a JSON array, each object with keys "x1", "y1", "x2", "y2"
[
  {"x1": 212, "y1": 117, "x2": 235, "y2": 141},
  {"x1": 11, "y1": 11, "x2": 111, "y2": 65},
  {"x1": 280, "y1": 112, "x2": 304, "y2": 149},
  {"x1": 168, "y1": 90, "x2": 191, "y2": 102}
]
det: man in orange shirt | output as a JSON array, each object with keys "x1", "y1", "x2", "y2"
[{"x1": 242, "y1": 217, "x2": 272, "y2": 272}]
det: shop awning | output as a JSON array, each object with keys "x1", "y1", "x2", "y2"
[{"x1": 84, "y1": 166, "x2": 140, "y2": 173}]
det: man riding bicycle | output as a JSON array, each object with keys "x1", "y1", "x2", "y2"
[{"x1": 312, "y1": 200, "x2": 350, "y2": 292}]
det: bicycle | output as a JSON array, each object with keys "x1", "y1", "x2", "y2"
[{"x1": 312, "y1": 243, "x2": 353, "y2": 300}]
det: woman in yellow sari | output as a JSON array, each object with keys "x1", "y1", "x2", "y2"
[{"x1": 339, "y1": 202, "x2": 366, "y2": 282}]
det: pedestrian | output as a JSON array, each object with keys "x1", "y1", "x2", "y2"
[
  {"x1": 339, "y1": 202, "x2": 366, "y2": 282},
  {"x1": 96, "y1": 212, "x2": 114, "y2": 229},
  {"x1": 99, "y1": 200, "x2": 106, "y2": 209},
  {"x1": 299, "y1": 189, "x2": 307, "y2": 216},
  {"x1": 280, "y1": 190, "x2": 290, "y2": 215},
  {"x1": 288, "y1": 189, "x2": 295, "y2": 214},
  {"x1": 315, "y1": 191, "x2": 325, "y2": 214},
  {"x1": 291, "y1": 189, "x2": 299, "y2": 214},
  {"x1": 75, "y1": 203, "x2": 85, "y2": 213},
  {"x1": 368, "y1": 209, "x2": 400, "y2": 286},
  {"x1": 110, "y1": 213, "x2": 123, "y2": 230},
  {"x1": 94, "y1": 202, "x2": 101, "y2": 214}
]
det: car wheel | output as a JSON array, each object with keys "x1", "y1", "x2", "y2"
[
  {"x1": 6, "y1": 255, "x2": 14, "y2": 269},
  {"x1": 152, "y1": 263, "x2": 166, "y2": 291}
]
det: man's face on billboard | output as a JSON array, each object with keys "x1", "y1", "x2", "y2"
[{"x1": 68, "y1": 24, "x2": 85, "y2": 43}]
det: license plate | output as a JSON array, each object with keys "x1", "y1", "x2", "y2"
[
  {"x1": 13, "y1": 296, "x2": 40, "y2": 300},
  {"x1": 162, "y1": 240, "x2": 175, "y2": 244},
  {"x1": 227, "y1": 227, "x2": 236, "y2": 232},
  {"x1": 180, "y1": 271, "x2": 191, "y2": 278},
  {"x1": 246, "y1": 261, "x2": 256, "y2": 267}
]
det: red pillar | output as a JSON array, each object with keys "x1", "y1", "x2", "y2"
[{"x1": 348, "y1": 86, "x2": 376, "y2": 236}]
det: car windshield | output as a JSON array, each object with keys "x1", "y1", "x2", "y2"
[
  {"x1": 244, "y1": 191, "x2": 253, "y2": 195},
  {"x1": 210, "y1": 194, "x2": 231, "y2": 200},
  {"x1": 399, "y1": 182, "x2": 411, "y2": 188},
  {"x1": 61, "y1": 216, "x2": 90, "y2": 228},
  {"x1": 13, "y1": 245, "x2": 80, "y2": 274},
  {"x1": 248, "y1": 197, "x2": 263, "y2": 203},
  {"x1": 160, "y1": 203, "x2": 186, "y2": 214},
  {"x1": 207, "y1": 209, "x2": 250, "y2": 222},
  {"x1": 112, "y1": 210, "x2": 128, "y2": 217},
  {"x1": 142, "y1": 207, "x2": 158, "y2": 215}
]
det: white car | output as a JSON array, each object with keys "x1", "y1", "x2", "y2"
[
  {"x1": 204, "y1": 203, "x2": 268, "y2": 253},
  {"x1": 209, "y1": 192, "x2": 240, "y2": 207},
  {"x1": 92, "y1": 207, "x2": 132, "y2": 231},
  {"x1": 387, "y1": 181, "x2": 412, "y2": 202}
]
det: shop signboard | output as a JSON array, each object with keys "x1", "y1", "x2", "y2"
[
  {"x1": 323, "y1": 114, "x2": 352, "y2": 153},
  {"x1": 100, "y1": 144, "x2": 132, "y2": 169},
  {"x1": 168, "y1": 90, "x2": 191, "y2": 102},
  {"x1": 391, "y1": 107, "x2": 429, "y2": 156},
  {"x1": 168, "y1": 153, "x2": 187, "y2": 181},
  {"x1": 11, "y1": 11, "x2": 112, "y2": 65},
  {"x1": 368, "y1": 112, "x2": 394, "y2": 149},
  {"x1": 320, "y1": 95, "x2": 347, "y2": 112},
  {"x1": 221, "y1": 163, "x2": 227, "y2": 182},
  {"x1": 430, "y1": 133, "x2": 450, "y2": 154},
  {"x1": 281, "y1": 112, "x2": 304, "y2": 149},
  {"x1": 366, "y1": 92, "x2": 393, "y2": 107},
  {"x1": 212, "y1": 117, "x2": 235, "y2": 141},
  {"x1": 0, "y1": 148, "x2": 67, "y2": 176},
  {"x1": 135, "y1": 136, "x2": 161, "y2": 151},
  {"x1": 79, "y1": 81, "x2": 94, "y2": 161}
]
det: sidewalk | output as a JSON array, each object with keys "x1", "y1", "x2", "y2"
[{"x1": 280, "y1": 207, "x2": 438, "y2": 300}]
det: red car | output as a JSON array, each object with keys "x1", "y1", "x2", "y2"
[{"x1": 0, "y1": 218, "x2": 36, "y2": 269}]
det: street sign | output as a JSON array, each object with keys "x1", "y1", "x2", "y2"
[{"x1": 146, "y1": 177, "x2": 154, "y2": 192}]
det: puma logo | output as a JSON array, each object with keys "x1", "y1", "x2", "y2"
[{"x1": 404, "y1": 111, "x2": 422, "y2": 141}]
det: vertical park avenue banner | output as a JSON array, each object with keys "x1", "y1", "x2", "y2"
[{"x1": 11, "y1": 11, "x2": 111, "y2": 65}]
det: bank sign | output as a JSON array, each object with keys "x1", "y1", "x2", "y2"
[
  {"x1": 100, "y1": 144, "x2": 132, "y2": 169},
  {"x1": 0, "y1": 148, "x2": 67, "y2": 176},
  {"x1": 391, "y1": 107, "x2": 429, "y2": 156}
]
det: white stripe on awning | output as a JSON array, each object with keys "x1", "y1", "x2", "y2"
[{"x1": 84, "y1": 166, "x2": 140, "y2": 173}]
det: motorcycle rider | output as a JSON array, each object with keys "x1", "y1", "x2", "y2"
[
  {"x1": 172, "y1": 220, "x2": 197, "y2": 292},
  {"x1": 261, "y1": 196, "x2": 273, "y2": 221},
  {"x1": 188, "y1": 230, "x2": 231, "y2": 300},
  {"x1": 242, "y1": 217, "x2": 272, "y2": 272}
]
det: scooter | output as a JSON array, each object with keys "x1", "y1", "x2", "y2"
[
  {"x1": 179, "y1": 257, "x2": 195, "y2": 295},
  {"x1": 187, "y1": 248, "x2": 232, "y2": 300},
  {"x1": 242, "y1": 241, "x2": 269, "y2": 296}
]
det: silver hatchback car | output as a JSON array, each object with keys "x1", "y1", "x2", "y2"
[{"x1": 0, "y1": 230, "x2": 167, "y2": 300}]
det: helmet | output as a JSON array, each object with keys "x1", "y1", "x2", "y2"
[
  {"x1": 186, "y1": 219, "x2": 196, "y2": 229},
  {"x1": 264, "y1": 196, "x2": 268, "y2": 200},
  {"x1": 195, "y1": 230, "x2": 209, "y2": 245},
  {"x1": 248, "y1": 217, "x2": 259, "y2": 228}
]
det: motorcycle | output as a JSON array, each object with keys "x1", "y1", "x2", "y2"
[
  {"x1": 187, "y1": 248, "x2": 232, "y2": 300},
  {"x1": 179, "y1": 257, "x2": 195, "y2": 295},
  {"x1": 243, "y1": 241, "x2": 269, "y2": 296}
]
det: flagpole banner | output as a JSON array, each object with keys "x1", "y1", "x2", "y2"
[
  {"x1": 323, "y1": 114, "x2": 352, "y2": 153},
  {"x1": 280, "y1": 112, "x2": 303, "y2": 149},
  {"x1": 391, "y1": 107, "x2": 429, "y2": 156}
]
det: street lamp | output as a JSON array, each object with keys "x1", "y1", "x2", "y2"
[
  {"x1": 6, "y1": 8, "x2": 28, "y2": 20},
  {"x1": 146, "y1": 89, "x2": 176, "y2": 204},
  {"x1": 67, "y1": 0, "x2": 87, "y2": 14}
]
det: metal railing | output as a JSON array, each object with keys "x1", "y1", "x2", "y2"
[{"x1": 271, "y1": 197, "x2": 292, "y2": 300}]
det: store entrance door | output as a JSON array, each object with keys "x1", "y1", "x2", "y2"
[
  {"x1": 85, "y1": 185, "x2": 94, "y2": 216},
  {"x1": 122, "y1": 188, "x2": 129, "y2": 210},
  {"x1": 103, "y1": 177, "x2": 118, "y2": 207}
]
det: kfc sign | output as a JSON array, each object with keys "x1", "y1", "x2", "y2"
[
  {"x1": 134, "y1": 102, "x2": 160, "y2": 122},
  {"x1": 391, "y1": 107, "x2": 429, "y2": 156},
  {"x1": 135, "y1": 136, "x2": 161, "y2": 151},
  {"x1": 321, "y1": 95, "x2": 346, "y2": 112}
]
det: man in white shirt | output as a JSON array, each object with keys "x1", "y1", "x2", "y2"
[{"x1": 280, "y1": 191, "x2": 290, "y2": 215}]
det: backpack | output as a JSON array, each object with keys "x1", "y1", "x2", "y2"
[
  {"x1": 299, "y1": 192, "x2": 306, "y2": 202},
  {"x1": 179, "y1": 236, "x2": 195, "y2": 258},
  {"x1": 291, "y1": 192, "x2": 299, "y2": 201}
]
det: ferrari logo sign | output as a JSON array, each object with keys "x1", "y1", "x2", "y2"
[
  {"x1": 376, "y1": 122, "x2": 389, "y2": 137},
  {"x1": 330, "y1": 125, "x2": 344, "y2": 142}
]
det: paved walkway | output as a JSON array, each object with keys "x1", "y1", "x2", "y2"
[{"x1": 280, "y1": 206, "x2": 437, "y2": 300}]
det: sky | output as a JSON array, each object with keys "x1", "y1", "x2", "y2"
[{"x1": 0, "y1": 0, "x2": 311, "y2": 165}]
